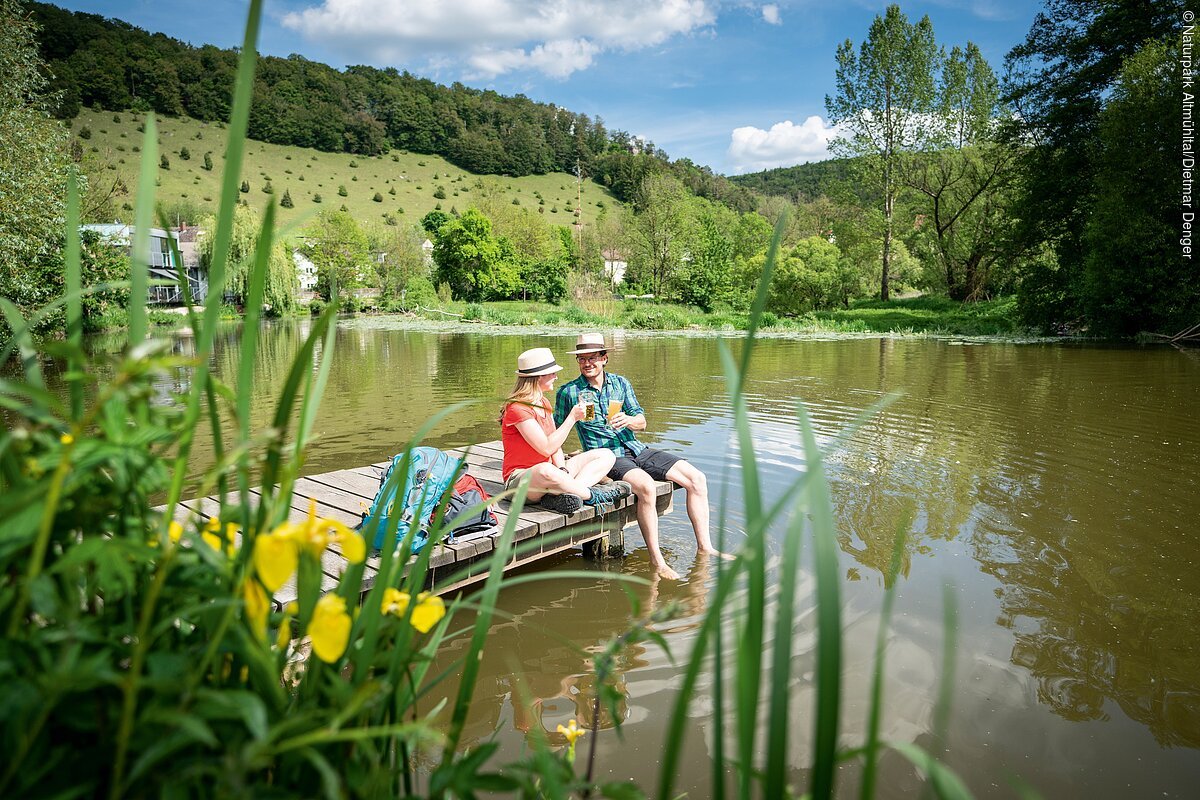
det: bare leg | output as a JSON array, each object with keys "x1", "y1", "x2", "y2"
[
  {"x1": 564, "y1": 449, "x2": 615, "y2": 487},
  {"x1": 522, "y1": 462, "x2": 599, "y2": 501},
  {"x1": 665, "y1": 460, "x2": 729, "y2": 558},
  {"x1": 623, "y1": 467, "x2": 680, "y2": 580}
]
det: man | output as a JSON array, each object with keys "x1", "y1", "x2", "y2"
[{"x1": 554, "y1": 333, "x2": 722, "y2": 579}]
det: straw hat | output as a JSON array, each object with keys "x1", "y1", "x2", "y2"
[
  {"x1": 515, "y1": 347, "x2": 563, "y2": 376},
  {"x1": 566, "y1": 333, "x2": 608, "y2": 355}
]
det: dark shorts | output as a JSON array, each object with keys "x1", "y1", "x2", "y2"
[{"x1": 609, "y1": 447, "x2": 683, "y2": 482}]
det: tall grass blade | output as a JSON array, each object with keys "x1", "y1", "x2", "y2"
[
  {"x1": 160, "y1": 0, "x2": 263, "y2": 528},
  {"x1": 440, "y1": 476, "x2": 529, "y2": 762},
  {"x1": 738, "y1": 211, "x2": 786, "y2": 382},
  {"x1": 861, "y1": 517, "x2": 911, "y2": 800},
  {"x1": 127, "y1": 113, "x2": 157, "y2": 346},
  {"x1": 764, "y1": 500, "x2": 805, "y2": 798},
  {"x1": 656, "y1": 556, "x2": 742, "y2": 800},
  {"x1": 717, "y1": 342, "x2": 764, "y2": 797},
  {"x1": 235, "y1": 202, "x2": 275, "y2": 510},
  {"x1": 800, "y1": 403, "x2": 842, "y2": 800},
  {"x1": 928, "y1": 583, "x2": 960, "y2": 797},
  {"x1": 64, "y1": 171, "x2": 83, "y2": 420}
]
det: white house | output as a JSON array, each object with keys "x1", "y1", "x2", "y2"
[
  {"x1": 81, "y1": 223, "x2": 208, "y2": 303},
  {"x1": 602, "y1": 248, "x2": 627, "y2": 285},
  {"x1": 293, "y1": 250, "x2": 318, "y2": 292}
]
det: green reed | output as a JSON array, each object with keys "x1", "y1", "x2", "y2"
[{"x1": 0, "y1": 0, "x2": 989, "y2": 795}]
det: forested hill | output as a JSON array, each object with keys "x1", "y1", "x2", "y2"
[
  {"x1": 728, "y1": 157, "x2": 866, "y2": 201},
  {"x1": 29, "y1": 2, "x2": 756, "y2": 211}
]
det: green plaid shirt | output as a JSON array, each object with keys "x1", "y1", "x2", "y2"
[{"x1": 554, "y1": 372, "x2": 647, "y2": 457}]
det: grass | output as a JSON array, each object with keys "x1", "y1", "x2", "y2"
[
  {"x1": 72, "y1": 106, "x2": 620, "y2": 232},
  {"x1": 393, "y1": 294, "x2": 1027, "y2": 338}
]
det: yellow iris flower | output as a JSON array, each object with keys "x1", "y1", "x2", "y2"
[
  {"x1": 243, "y1": 580, "x2": 269, "y2": 641},
  {"x1": 309, "y1": 593, "x2": 351, "y2": 663},
  {"x1": 558, "y1": 717, "x2": 587, "y2": 762},
  {"x1": 200, "y1": 518, "x2": 238, "y2": 556},
  {"x1": 168, "y1": 521, "x2": 183, "y2": 543},
  {"x1": 253, "y1": 528, "x2": 299, "y2": 592},
  {"x1": 381, "y1": 588, "x2": 410, "y2": 617},
  {"x1": 380, "y1": 589, "x2": 446, "y2": 634},
  {"x1": 290, "y1": 499, "x2": 366, "y2": 564}
]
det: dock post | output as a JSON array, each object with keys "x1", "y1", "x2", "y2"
[{"x1": 582, "y1": 505, "x2": 631, "y2": 560}]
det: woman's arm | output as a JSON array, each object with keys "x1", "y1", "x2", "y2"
[{"x1": 515, "y1": 403, "x2": 584, "y2": 457}]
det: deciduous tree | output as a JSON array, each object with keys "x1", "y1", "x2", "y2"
[{"x1": 825, "y1": 4, "x2": 939, "y2": 301}]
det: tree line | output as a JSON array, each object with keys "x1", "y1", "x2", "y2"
[{"x1": 28, "y1": 1, "x2": 756, "y2": 214}]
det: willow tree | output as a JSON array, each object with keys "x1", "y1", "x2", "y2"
[
  {"x1": 903, "y1": 43, "x2": 1016, "y2": 301},
  {"x1": 199, "y1": 204, "x2": 297, "y2": 314},
  {"x1": 825, "y1": 4, "x2": 939, "y2": 301}
]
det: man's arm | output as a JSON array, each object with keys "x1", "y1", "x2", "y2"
[
  {"x1": 611, "y1": 376, "x2": 647, "y2": 432},
  {"x1": 553, "y1": 383, "x2": 573, "y2": 428}
]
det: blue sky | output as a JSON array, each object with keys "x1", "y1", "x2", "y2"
[{"x1": 56, "y1": 0, "x2": 1043, "y2": 175}]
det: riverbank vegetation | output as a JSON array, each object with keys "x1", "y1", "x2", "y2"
[
  {"x1": 4, "y1": 1, "x2": 1189, "y2": 342},
  {"x1": 1, "y1": 1, "x2": 987, "y2": 796}
]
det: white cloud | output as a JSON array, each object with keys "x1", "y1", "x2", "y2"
[
  {"x1": 727, "y1": 116, "x2": 837, "y2": 173},
  {"x1": 761, "y1": 4, "x2": 781, "y2": 25},
  {"x1": 282, "y1": 0, "x2": 717, "y2": 79}
]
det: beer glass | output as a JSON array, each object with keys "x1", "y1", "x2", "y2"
[
  {"x1": 581, "y1": 391, "x2": 597, "y2": 421},
  {"x1": 608, "y1": 400, "x2": 623, "y2": 421}
]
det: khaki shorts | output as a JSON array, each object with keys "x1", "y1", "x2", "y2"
[{"x1": 504, "y1": 463, "x2": 569, "y2": 492}]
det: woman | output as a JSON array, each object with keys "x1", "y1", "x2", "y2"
[{"x1": 501, "y1": 347, "x2": 630, "y2": 514}]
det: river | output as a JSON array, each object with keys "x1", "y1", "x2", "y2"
[{"x1": 101, "y1": 318, "x2": 1200, "y2": 796}]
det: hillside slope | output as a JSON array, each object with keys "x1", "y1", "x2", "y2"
[{"x1": 74, "y1": 107, "x2": 619, "y2": 232}]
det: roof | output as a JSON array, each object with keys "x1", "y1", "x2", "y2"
[{"x1": 81, "y1": 224, "x2": 178, "y2": 244}]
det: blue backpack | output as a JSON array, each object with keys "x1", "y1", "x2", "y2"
[{"x1": 360, "y1": 447, "x2": 464, "y2": 552}]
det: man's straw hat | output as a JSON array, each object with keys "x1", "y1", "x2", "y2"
[
  {"x1": 515, "y1": 347, "x2": 563, "y2": 376},
  {"x1": 566, "y1": 333, "x2": 608, "y2": 355}
]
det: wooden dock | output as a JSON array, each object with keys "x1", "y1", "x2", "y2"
[{"x1": 170, "y1": 440, "x2": 675, "y2": 606}]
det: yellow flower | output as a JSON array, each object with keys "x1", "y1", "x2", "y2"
[
  {"x1": 243, "y1": 580, "x2": 269, "y2": 641},
  {"x1": 168, "y1": 521, "x2": 183, "y2": 543},
  {"x1": 276, "y1": 608, "x2": 294, "y2": 651},
  {"x1": 410, "y1": 592, "x2": 446, "y2": 634},
  {"x1": 285, "y1": 601, "x2": 299, "y2": 615},
  {"x1": 253, "y1": 529, "x2": 299, "y2": 592},
  {"x1": 557, "y1": 718, "x2": 587, "y2": 747},
  {"x1": 201, "y1": 520, "x2": 238, "y2": 556},
  {"x1": 332, "y1": 521, "x2": 366, "y2": 564},
  {"x1": 308, "y1": 593, "x2": 351, "y2": 663},
  {"x1": 381, "y1": 588, "x2": 410, "y2": 617},
  {"x1": 60, "y1": 433, "x2": 74, "y2": 446}
]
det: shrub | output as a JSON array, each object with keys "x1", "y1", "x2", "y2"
[
  {"x1": 312, "y1": 193, "x2": 322, "y2": 203},
  {"x1": 240, "y1": 180, "x2": 249, "y2": 193},
  {"x1": 338, "y1": 184, "x2": 348, "y2": 197},
  {"x1": 463, "y1": 302, "x2": 485, "y2": 320},
  {"x1": 179, "y1": 146, "x2": 190, "y2": 160},
  {"x1": 78, "y1": 125, "x2": 91, "y2": 139},
  {"x1": 159, "y1": 154, "x2": 170, "y2": 170},
  {"x1": 373, "y1": 192, "x2": 383, "y2": 202},
  {"x1": 280, "y1": 189, "x2": 294, "y2": 208}
]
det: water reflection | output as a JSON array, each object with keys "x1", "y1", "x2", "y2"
[{"x1": 27, "y1": 319, "x2": 1200, "y2": 797}]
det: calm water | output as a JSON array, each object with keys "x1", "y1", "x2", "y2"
[{"x1": 96, "y1": 320, "x2": 1200, "y2": 795}]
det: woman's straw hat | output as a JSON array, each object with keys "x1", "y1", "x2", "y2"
[
  {"x1": 566, "y1": 333, "x2": 607, "y2": 355},
  {"x1": 515, "y1": 347, "x2": 563, "y2": 376}
]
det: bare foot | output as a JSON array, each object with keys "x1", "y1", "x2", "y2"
[
  {"x1": 654, "y1": 562, "x2": 681, "y2": 580},
  {"x1": 697, "y1": 547, "x2": 736, "y2": 561}
]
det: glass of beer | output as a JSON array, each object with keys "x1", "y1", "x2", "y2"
[
  {"x1": 608, "y1": 400, "x2": 623, "y2": 421},
  {"x1": 581, "y1": 391, "x2": 597, "y2": 421}
]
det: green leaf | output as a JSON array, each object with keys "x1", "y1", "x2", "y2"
[
  {"x1": 601, "y1": 781, "x2": 647, "y2": 800},
  {"x1": 889, "y1": 742, "x2": 975, "y2": 799},
  {"x1": 128, "y1": 114, "x2": 158, "y2": 346},
  {"x1": 195, "y1": 689, "x2": 269, "y2": 741}
]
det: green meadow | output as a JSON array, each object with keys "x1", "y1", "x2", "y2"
[{"x1": 71, "y1": 106, "x2": 620, "y2": 230}]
